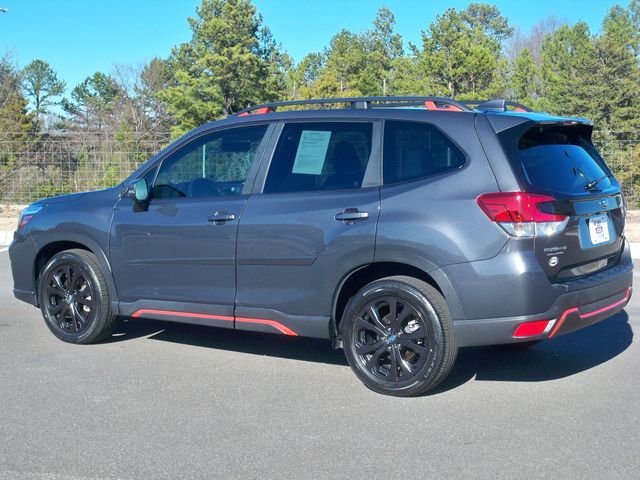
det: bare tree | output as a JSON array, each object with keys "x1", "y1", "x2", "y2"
[{"x1": 507, "y1": 16, "x2": 566, "y2": 64}]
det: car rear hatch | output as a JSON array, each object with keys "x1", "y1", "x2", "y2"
[{"x1": 494, "y1": 120, "x2": 625, "y2": 282}]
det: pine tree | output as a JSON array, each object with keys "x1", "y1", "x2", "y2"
[
  {"x1": 540, "y1": 8, "x2": 640, "y2": 137},
  {"x1": 0, "y1": 55, "x2": 36, "y2": 188},
  {"x1": 286, "y1": 53, "x2": 323, "y2": 99},
  {"x1": 594, "y1": 4, "x2": 640, "y2": 135},
  {"x1": 418, "y1": 3, "x2": 513, "y2": 98},
  {"x1": 321, "y1": 29, "x2": 367, "y2": 95},
  {"x1": 510, "y1": 48, "x2": 538, "y2": 107},
  {"x1": 0, "y1": 56, "x2": 35, "y2": 140},
  {"x1": 160, "y1": 0, "x2": 286, "y2": 136},
  {"x1": 21, "y1": 59, "x2": 66, "y2": 121},
  {"x1": 62, "y1": 72, "x2": 123, "y2": 130},
  {"x1": 370, "y1": 6, "x2": 404, "y2": 95},
  {"x1": 539, "y1": 22, "x2": 593, "y2": 116}
]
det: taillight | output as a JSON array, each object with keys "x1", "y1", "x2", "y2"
[{"x1": 477, "y1": 192, "x2": 568, "y2": 238}]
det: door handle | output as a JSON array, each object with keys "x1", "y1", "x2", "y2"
[
  {"x1": 334, "y1": 208, "x2": 369, "y2": 223},
  {"x1": 207, "y1": 211, "x2": 237, "y2": 224}
]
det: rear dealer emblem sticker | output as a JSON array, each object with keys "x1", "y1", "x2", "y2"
[
  {"x1": 600, "y1": 198, "x2": 608, "y2": 209},
  {"x1": 549, "y1": 256, "x2": 559, "y2": 267}
]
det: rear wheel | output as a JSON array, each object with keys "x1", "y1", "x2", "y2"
[
  {"x1": 38, "y1": 249, "x2": 116, "y2": 344},
  {"x1": 342, "y1": 276, "x2": 457, "y2": 397}
]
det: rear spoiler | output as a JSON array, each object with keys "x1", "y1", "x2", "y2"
[{"x1": 486, "y1": 113, "x2": 593, "y2": 134}]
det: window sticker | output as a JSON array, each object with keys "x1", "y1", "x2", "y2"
[{"x1": 292, "y1": 130, "x2": 332, "y2": 175}]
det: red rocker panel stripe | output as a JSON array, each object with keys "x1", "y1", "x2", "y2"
[
  {"x1": 131, "y1": 309, "x2": 234, "y2": 322},
  {"x1": 131, "y1": 309, "x2": 298, "y2": 336},
  {"x1": 548, "y1": 287, "x2": 632, "y2": 338},
  {"x1": 235, "y1": 317, "x2": 298, "y2": 336}
]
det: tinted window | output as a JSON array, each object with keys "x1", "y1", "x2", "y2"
[
  {"x1": 264, "y1": 122, "x2": 373, "y2": 193},
  {"x1": 153, "y1": 125, "x2": 268, "y2": 199},
  {"x1": 518, "y1": 126, "x2": 612, "y2": 194},
  {"x1": 383, "y1": 120, "x2": 465, "y2": 184}
]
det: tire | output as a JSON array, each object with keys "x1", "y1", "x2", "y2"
[
  {"x1": 342, "y1": 276, "x2": 457, "y2": 397},
  {"x1": 38, "y1": 249, "x2": 116, "y2": 344}
]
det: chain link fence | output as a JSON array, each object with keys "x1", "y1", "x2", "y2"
[
  {"x1": 0, "y1": 131, "x2": 170, "y2": 204},
  {"x1": 0, "y1": 131, "x2": 639, "y2": 206},
  {"x1": 594, "y1": 138, "x2": 640, "y2": 207}
]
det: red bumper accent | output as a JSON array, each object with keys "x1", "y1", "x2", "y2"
[
  {"x1": 548, "y1": 287, "x2": 632, "y2": 338},
  {"x1": 513, "y1": 319, "x2": 553, "y2": 338}
]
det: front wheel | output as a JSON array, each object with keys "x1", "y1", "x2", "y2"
[
  {"x1": 38, "y1": 249, "x2": 117, "y2": 344},
  {"x1": 342, "y1": 276, "x2": 457, "y2": 397}
]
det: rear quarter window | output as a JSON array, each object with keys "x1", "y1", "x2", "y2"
[
  {"x1": 518, "y1": 126, "x2": 612, "y2": 195},
  {"x1": 383, "y1": 120, "x2": 465, "y2": 185}
]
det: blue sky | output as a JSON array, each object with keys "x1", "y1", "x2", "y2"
[{"x1": 0, "y1": 0, "x2": 618, "y2": 93}]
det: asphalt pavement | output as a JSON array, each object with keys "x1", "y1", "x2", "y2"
[{"x1": 0, "y1": 250, "x2": 639, "y2": 479}]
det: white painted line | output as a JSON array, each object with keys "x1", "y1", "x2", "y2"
[
  {"x1": 630, "y1": 242, "x2": 640, "y2": 260},
  {"x1": 0, "y1": 231, "x2": 13, "y2": 245},
  {"x1": 0, "y1": 247, "x2": 8, "y2": 253}
]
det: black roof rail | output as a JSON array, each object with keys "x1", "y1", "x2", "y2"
[
  {"x1": 461, "y1": 99, "x2": 533, "y2": 112},
  {"x1": 234, "y1": 96, "x2": 474, "y2": 116}
]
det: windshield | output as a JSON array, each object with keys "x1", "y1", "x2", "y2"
[{"x1": 518, "y1": 126, "x2": 612, "y2": 195}]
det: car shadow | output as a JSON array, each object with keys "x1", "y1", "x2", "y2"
[
  {"x1": 107, "y1": 316, "x2": 348, "y2": 366},
  {"x1": 106, "y1": 310, "x2": 633, "y2": 391},
  {"x1": 431, "y1": 310, "x2": 633, "y2": 394}
]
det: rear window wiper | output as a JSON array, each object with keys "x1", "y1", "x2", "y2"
[{"x1": 584, "y1": 174, "x2": 610, "y2": 192}]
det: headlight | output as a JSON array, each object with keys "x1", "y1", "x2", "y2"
[{"x1": 18, "y1": 205, "x2": 43, "y2": 229}]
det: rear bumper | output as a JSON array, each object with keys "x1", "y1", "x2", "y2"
[{"x1": 453, "y1": 246, "x2": 633, "y2": 347}]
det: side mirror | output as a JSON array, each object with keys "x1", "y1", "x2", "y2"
[{"x1": 125, "y1": 178, "x2": 149, "y2": 203}]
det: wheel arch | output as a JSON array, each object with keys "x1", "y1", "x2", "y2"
[
  {"x1": 32, "y1": 236, "x2": 119, "y2": 313},
  {"x1": 331, "y1": 261, "x2": 461, "y2": 338}
]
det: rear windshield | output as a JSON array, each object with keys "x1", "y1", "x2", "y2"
[{"x1": 518, "y1": 126, "x2": 612, "y2": 195}]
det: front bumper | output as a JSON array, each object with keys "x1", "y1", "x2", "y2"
[{"x1": 8, "y1": 229, "x2": 39, "y2": 307}]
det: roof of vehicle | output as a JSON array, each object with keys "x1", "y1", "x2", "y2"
[
  {"x1": 225, "y1": 96, "x2": 592, "y2": 130},
  {"x1": 124, "y1": 96, "x2": 593, "y2": 185}
]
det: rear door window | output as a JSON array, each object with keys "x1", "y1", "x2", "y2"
[
  {"x1": 518, "y1": 126, "x2": 612, "y2": 194},
  {"x1": 383, "y1": 120, "x2": 465, "y2": 184},
  {"x1": 264, "y1": 122, "x2": 374, "y2": 193}
]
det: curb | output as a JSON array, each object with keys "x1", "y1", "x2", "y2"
[{"x1": 0, "y1": 230, "x2": 13, "y2": 247}]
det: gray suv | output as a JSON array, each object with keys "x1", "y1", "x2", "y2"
[{"x1": 9, "y1": 97, "x2": 633, "y2": 396}]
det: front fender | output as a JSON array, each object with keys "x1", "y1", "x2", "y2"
[{"x1": 31, "y1": 232, "x2": 120, "y2": 315}]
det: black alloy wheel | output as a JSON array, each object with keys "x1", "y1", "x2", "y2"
[
  {"x1": 342, "y1": 276, "x2": 457, "y2": 396},
  {"x1": 38, "y1": 249, "x2": 116, "y2": 344},
  {"x1": 353, "y1": 296, "x2": 434, "y2": 383},
  {"x1": 43, "y1": 263, "x2": 95, "y2": 334}
]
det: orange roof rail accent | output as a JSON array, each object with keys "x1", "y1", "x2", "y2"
[
  {"x1": 424, "y1": 100, "x2": 464, "y2": 112},
  {"x1": 238, "y1": 107, "x2": 272, "y2": 117},
  {"x1": 232, "y1": 97, "x2": 536, "y2": 116},
  {"x1": 233, "y1": 97, "x2": 473, "y2": 116}
]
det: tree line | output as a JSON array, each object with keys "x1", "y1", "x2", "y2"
[{"x1": 1, "y1": 0, "x2": 640, "y2": 202}]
